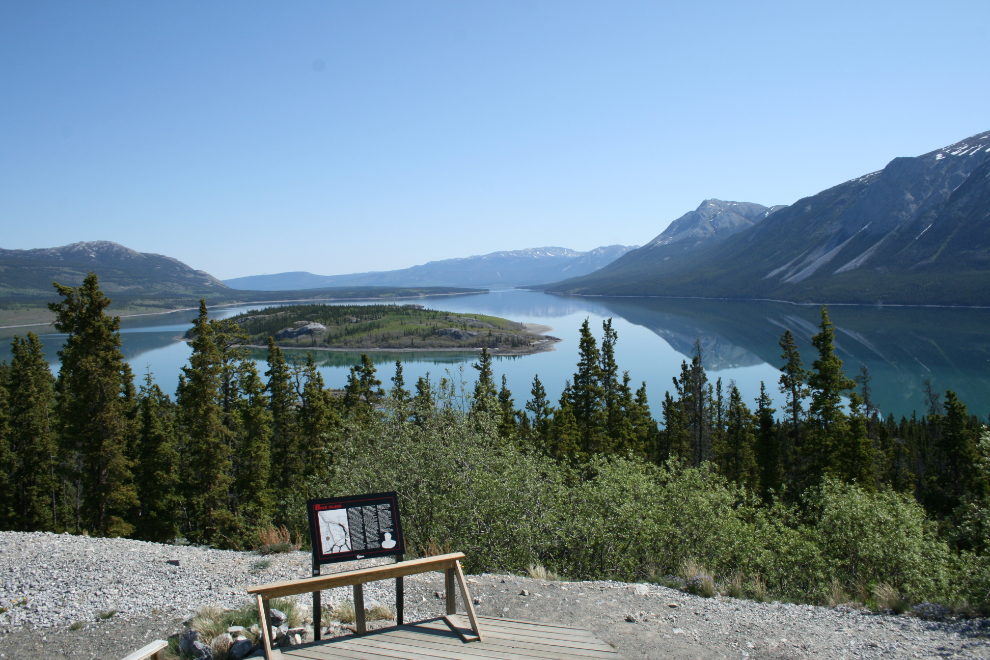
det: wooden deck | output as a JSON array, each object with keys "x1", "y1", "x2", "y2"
[{"x1": 278, "y1": 615, "x2": 621, "y2": 660}]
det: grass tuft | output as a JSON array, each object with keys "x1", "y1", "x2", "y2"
[
  {"x1": 826, "y1": 578, "x2": 851, "y2": 608},
  {"x1": 872, "y1": 583, "x2": 909, "y2": 614},
  {"x1": 69, "y1": 621, "x2": 83, "y2": 631},
  {"x1": 724, "y1": 572, "x2": 745, "y2": 599},
  {"x1": 527, "y1": 564, "x2": 560, "y2": 581},
  {"x1": 255, "y1": 525, "x2": 301, "y2": 555},
  {"x1": 324, "y1": 599, "x2": 393, "y2": 624},
  {"x1": 680, "y1": 560, "x2": 716, "y2": 598},
  {"x1": 97, "y1": 610, "x2": 116, "y2": 620},
  {"x1": 250, "y1": 559, "x2": 272, "y2": 574},
  {"x1": 417, "y1": 538, "x2": 453, "y2": 558}
]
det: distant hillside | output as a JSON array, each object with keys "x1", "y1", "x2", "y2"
[
  {"x1": 0, "y1": 241, "x2": 488, "y2": 326},
  {"x1": 541, "y1": 130, "x2": 990, "y2": 306},
  {"x1": 224, "y1": 245, "x2": 638, "y2": 291},
  {"x1": 0, "y1": 241, "x2": 228, "y2": 299}
]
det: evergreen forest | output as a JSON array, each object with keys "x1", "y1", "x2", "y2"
[{"x1": 1, "y1": 273, "x2": 989, "y2": 614}]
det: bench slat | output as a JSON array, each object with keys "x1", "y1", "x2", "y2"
[
  {"x1": 247, "y1": 553, "x2": 466, "y2": 599},
  {"x1": 119, "y1": 640, "x2": 167, "y2": 660}
]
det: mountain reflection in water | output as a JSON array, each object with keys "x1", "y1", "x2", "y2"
[{"x1": 0, "y1": 290, "x2": 986, "y2": 420}]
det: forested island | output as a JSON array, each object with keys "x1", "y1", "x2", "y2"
[
  {"x1": 205, "y1": 302, "x2": 559, "y2": 354},
  {"x1": 1, "y1": 273, "x2": 989, "y2": 619}
]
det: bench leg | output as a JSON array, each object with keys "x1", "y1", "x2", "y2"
[
  {"x1": 454, "y1": 560, "x2": 484, "y2": 642},
  {"x1": 353, "y1": 583, "x2": 366, "y2": 635},
  {"x1": 444, "y1": 568, "x2": 457, "y2": 615},
  {"x1": 257, "y1": 595, "x2": 275, "y2": 660}
]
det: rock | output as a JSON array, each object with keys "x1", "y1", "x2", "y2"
[
  {"x1": 519, "y1": 590, "x2": 529, "y2": 596},
  {"x1": 192, "y1": 639, "x2": 214, "y2": 659},
  {"x1": 229, "y1": 639, "x2": 254, "y2": 660},
  {"x1": 434, "y1": 591, "x2": 443, "y2": 599},
  {"x1": 625, "y1": 613, "x2": 638, "y2": 622},
  {"x1": 179, "y1": 630, "x2": 200, "y2": 654},
  {"x1": 433, "y1": 328, "x2": 478, "y2": 340},
  {"x1": 167, "y1": 559, "x2": 181, "y2": 566},
  {"x1": 275, "y1": 323, "x2": 326, "y2": 340},
  {"x1": 269, "y1": 608, "x2": 288, "y2": 626},
  {"x1": 228, "y1": 625, "x2": 245, "y2": 634},
  {"x1": 473, "y1": 597, "x2": 481, "y2": 605},
  {"x1": 214, "y1": 633, "x2": 233, "y2": 648},
  {"x1": 672, "y1": 627, "x2": 685, "y2": 635},
  {"x1": 668, "y1": 603, "x2": 679, "y2": 608},
  {"x1": 634, "y1": 584, "x2": 649, "y2": 596}
]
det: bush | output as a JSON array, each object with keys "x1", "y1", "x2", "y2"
[{"x1": 254, "y1": 525, "x2": 301, "y2": 555}]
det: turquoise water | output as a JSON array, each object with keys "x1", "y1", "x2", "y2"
[{"x1": 2, "y1": 289, "x2": 988, "y2": 420}]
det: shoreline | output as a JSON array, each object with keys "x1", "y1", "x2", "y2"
[{"x1": 0, "y1": 291, "x2": 487, "y2": 330}]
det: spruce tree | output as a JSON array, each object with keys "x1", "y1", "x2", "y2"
[
  {"x1": 49, "y1": 274, "x2": 137, "y2": 536},
  {"x1": 134, "y1": 372, "x2": 181, "y2": 542},
  {"x1": 471, "y1": 348, "x2": 497, "y2": 415},
  {"x1": 266, "y1": 337, "x2": 301, "y2": 492},
  {"x1": 714, "y1": 384, "x2": 758, "y2": 491},
  {"x1": 549, "y1": 393, "x2": 582, "y2": 464},
  {"x1": 413, "y1": 374, "x2": 434, "y2": 426},
  {"x1": 525, "y1": 375, "x2": 553, "y2": 448},
  {"x1": 754, "y1": 382, "x2": 782, "y2": 499},
  {"x1": 298, "y1": 353, "x2": 341, "y2": 477},
  {"x1": 569, "y1": 319, "x2": 605, "y2": 455},
  {"x1": 496, "y1": 375, "x2": 518, "y2": 439},
  {"x1": 235, "y1": 360, "x2": 274, "y2": 530},
  {"x1": 778, "y1": 329, "x2": 807, "y2": 470},
  {"x1": 804, "y1": 306, "x2": 856, "y2": 484},
  {"x1": 8, "y1": 333, "x2": 60, "y2": 531},
  {"x1": 389, "y1": 360, "x2": 410, "y2": 417},
  {"x1": 177, "y1": 300, "x2": 235, "y2": 545},
  {"x1": 342, "y1": 354, "x2": 384, "y2": 423},
  {"x1": 0, "y1": 362, "x2": 14, "y2": 528}
]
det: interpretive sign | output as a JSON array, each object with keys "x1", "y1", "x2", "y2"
[{"x1": 306, "y1": 492, "x2": 405, "y2": 566}]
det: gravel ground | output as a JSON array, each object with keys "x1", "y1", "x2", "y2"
[{"x1": 1, "y1": 532, "x2": 988, "y2": 659}]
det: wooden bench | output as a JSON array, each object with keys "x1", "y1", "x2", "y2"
[
  {"x1": 246, "y1": 552, "x2": 482, "y2": 660},
  {"x1": 119, "y1": 640, "x2": 167, "y2": 660}
]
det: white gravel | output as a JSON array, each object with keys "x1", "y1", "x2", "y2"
[
  {"x1": 0, "y1": 531, "x2": 395, "y2": 631},
  {"x1": 2, "y1": 531, "x2": 989, "y2": 659}
]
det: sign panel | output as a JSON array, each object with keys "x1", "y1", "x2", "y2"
[{"x1": 307, "y1": 492, "x2": 404, "y2": 566}]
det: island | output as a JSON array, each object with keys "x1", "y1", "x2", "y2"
[{"x1": 212, "y1": 303, "x2": 560, "y2": 355}]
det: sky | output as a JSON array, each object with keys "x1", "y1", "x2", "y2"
[{"x1": 2, "y1": 2, "x2": 988, "y2": 281}]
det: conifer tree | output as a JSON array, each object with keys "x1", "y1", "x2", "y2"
[
  {"x1": 714, "y1": 384, "x2": 758, "y2": 490},
  {"x1": 660, "y1": 389, "x2": 692, "y2": 464},
  {"x1": 496, "y1": 375, "x2": 518, "y2": 439},
  {"x1": 471, "y1": 348, "x2": 497, "y2": 415},
  {"x1": 569, "y1": 319, "x2": 605, "y2": 455},
  {"x1": 778, "y1": 329, "x2": 807, "y2": 467},
  {"x1": 631, "y1": 382, "x2": 659, "y2": 462},
  {"x1": 266, "y1": 337, "x2": 301, "y2": 492},
  {"x1": 49, "y1": 274, "x2": 137, "y2": 536},
  {"x1": 0, "y1": 362, "x2": 14, "y2": 528},
  {"x1": 600, "y1": 319, "x2": 621, "y2": 447},
  {"x1": 389, "y1": 360, "x2": 410, "y2": 417},
  {"x1": 134, "y1": 372, "x2": 181, "y2": 542},
  {"x1": 525, "y1": 374, "x2": 553, "y2": 445},
  {"x1": 235, "y1": 360, "x2": 274, "y2": 530},
  {"x1": 298, "y1": 353, "x2": 341, "y2": 477},
  {"x1": 803, "y1": 306, "x2": 856, "y2": 485},
  {"x1": 925, "y1": 390, "x2": 988, "y2": 516},
  {"x1": 833, "y1": 392, "x2": 876, "y2": 490},
  {"x1": 343, "y1": 354, "x2": 384, "y2": 422},
  {"x1": 549, "y1": 393, "x2": 582, "y2": 463},
  {"x1": 8, "y1": 334, "x2": 60, "y2": 531},
  {"x1": 177, "y1": 301, "x2": 235, "y2": 545},
  {"x1": 413, "y1": 374, "x2": 434, "y2": 426},
  {"x1": 754, "y1": 382, "x2": 782, "y2": 499}
]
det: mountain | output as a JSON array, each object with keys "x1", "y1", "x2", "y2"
[
  {"x1": 540, "y1": 130, "x2": 990, "y2": 306},
  {"x1": 224, "y1": 245, "x2": 639, "y2": 291},
  {"x1": 0, "y1": 241, "x2": 228, "y2": 299}
]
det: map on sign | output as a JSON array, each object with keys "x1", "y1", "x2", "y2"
[{"x1": 307, "y1": 492, "x2": 404, "y2": 565}]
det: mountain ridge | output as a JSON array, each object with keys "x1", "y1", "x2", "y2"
[
  {"x1": 538, "y1": 129, "x2": 990, "y2": 306},
  {"x1": 224, "y1": 244, "x2": 639, "y2": 291}
]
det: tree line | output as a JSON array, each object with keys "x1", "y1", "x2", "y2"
[{"x1": 0, "y1": 273, "x2": 987, "y2": 566}]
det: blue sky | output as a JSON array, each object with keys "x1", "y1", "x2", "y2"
[{"x1": 2, "y1": 1, "x2": 988, "y2": 280}]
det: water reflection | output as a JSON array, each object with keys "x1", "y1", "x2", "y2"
[{"x1": 0, "y1": 290, "x2": 986, "y2": 419}]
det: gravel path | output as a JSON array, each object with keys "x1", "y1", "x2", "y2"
[{"x1": 1, "y1": 532, "x2": 988, "y2": 659}]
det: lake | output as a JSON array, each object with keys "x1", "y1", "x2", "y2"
[{"x1": 2, "y1": 289, "x2": 988, "y2": 420}]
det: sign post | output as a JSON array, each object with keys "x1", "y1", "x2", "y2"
[{"x1": 306, "y1": 492, "x2": 405, "y2": 640}]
